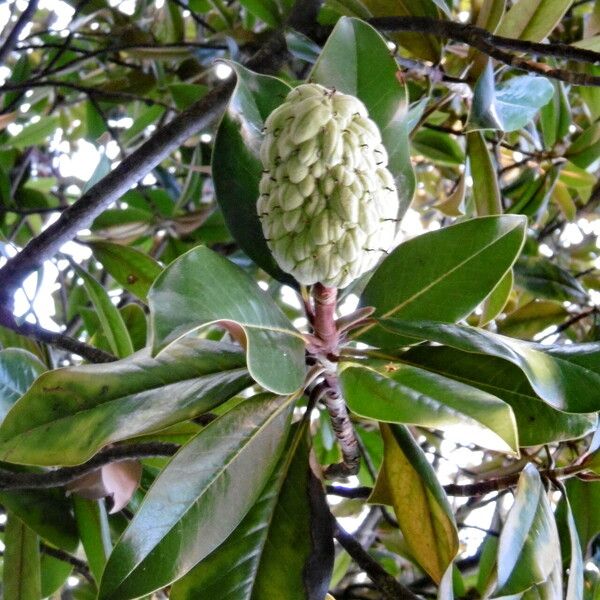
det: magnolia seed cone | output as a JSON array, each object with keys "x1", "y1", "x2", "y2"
[{"x1": 257, "y1": 83, "x2": 400, "y2": 289}]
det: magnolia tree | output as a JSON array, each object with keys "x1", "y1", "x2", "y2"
[{"x1": 1, "y1": 0, "x2": 600, "y2": 598}]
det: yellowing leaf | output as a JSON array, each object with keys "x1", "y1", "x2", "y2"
[{"x1": 370, "y1": 424, "x2": 458, "y2": 583}]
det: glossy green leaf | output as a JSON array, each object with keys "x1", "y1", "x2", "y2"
[
  {"x1": 99, "y1": 393, "x2": 296, "y2": 600},
  {"x1": 561, "y1": 478, "x2": 600, "y2": 555},
  {"x1": 5, "y1": 116, "x2": 60, "y2": 149},
  {"x1": 564, "y1": 496, "x2": 585, "y2": 600},
  {"x1": 514, "y1": 256, "x2": 588, "y2": 303},
  {"x1": 566, "y1": 122, "x2": 600, "y2": 169},
  {"x1": 168, "y1": 83, "x2": 208, "y2": 111},
  {"x1": 88, "y1": 241, "x2": 162, "y2": 302},
  {"x1": 413, "y1": 128, "x2": 465, "y2": 167},
  {"x1": 480, "y1": 269, "x2": 513, "y2": 326},
  {"x1": 402, "y1": 345, "x2": 596, "y2": 446},
  {"x1": 0, "y1": 349, "x2": 45, "y2": 421},
  {"x1": 0, "y1": 487, "x2": 79, "y2": 551},
  {"x1": 496, "y1": 464, "x2": 562, "y2": 596},
  {"x1": 74, "y1": 497, "x2": 112, "y2": 583},
  {"x1": 212, "y1": 63, "x2": 293, "y2": 282},
  {"x1": 357, "y1": 215, "x2": 526, "y2": 348},
  {"x1": 74, "y1": 264, "x2": 134, "y2": 358},
  {"x1": 0, "y1": 337, "x2": 251, "y2": 465},
  {"x1": 149, "y1": 246, "x2": 305, "y2": 395},
  {"x1": 340, "y1": 363, "x2": 518, "y2": 453},
  {"x1": 41, "y1": 554, "x2": 73, "y2": 598},
  {"x1": 380, "y1": 319, "x2": 600, "y2": 413},
  {"x1": 370, "y1": 424, "x2": 458, "y2": 583},
  {"x1": 310, "y1": 17, "x2": 415, "y2": 220},
  {"x1": 171, "y1": 423, "x2": 333, "y2": 600},
  {"x1": 469, "y1": 62, "x2": 554, "y2": 132},
  {"x1": 496, "y1": 0, "x2": 572, "y2": 41},
  {"x1": 239, "y1": 0, "x2": 281, "y2": 26},
  {"x1": 540, "y1": 82, "x2": 571, "y2": 149},
  {"x1": 467, "y1": 130, "x2": 502, "y2": 216},
  {"x1": 3, "y1": 513, "x2": 41, "y2": 600}
]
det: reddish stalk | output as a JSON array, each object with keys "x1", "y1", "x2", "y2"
[{"x1": 311, "y1": 283, "x2": 360, "y2": 478}]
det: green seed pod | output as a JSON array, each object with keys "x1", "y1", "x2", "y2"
[{"x1": 258, "y1": 83, "x2": 400, "y2": 288}]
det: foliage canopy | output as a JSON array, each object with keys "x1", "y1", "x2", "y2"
[{"x1": 0, "y1": 0, "x2": 600, "y2": 598}]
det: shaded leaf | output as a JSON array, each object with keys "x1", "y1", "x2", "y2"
[
  {"x1": 468, "y1": 130, "x2": 502, "y2": 216},
  {"x1": 4, "y1": 116, "x2": 60, "y2": 149},
  {"x1": 340, "y1": 363, "x2": 518, "y2": 453},
  {"x1": 413, "y1": 128, "x2": 465, "y2": 166},
  {"x1": 357, "y1": 215, "x2": 526, "y2": 348},
  {"x1": 480, "y1": 269, "x2": 513, "y2": 326},
  {"x1": 0, "y1": 486, "x2": 79, "y2": 552},
  {"x1": 496, "y1": 0, "x2": 572, "y2": 41},
  {"x1": 89, "y1": 240, "x2": 162, "y2": 302},
  {"x1": 370, "y1": 424, "x2": 458, "y2": 583},
  {"x1": 561, "y1": 478, "x2": 600, "y2": 555},
  {"x1": 498, "y1": 300, "x2": 568, "y2": 340},
  {"x1": 74, "y1": 264, "x2": 134, "y2": 358},
  {"x1": 149, "y1": 246, "x2": 305, "y2": 395},
  {"x1": 514, "y1": 256, "x2": 588, "y2": 304},
  {"x1": 41, "y1": 554, "x2": 73, "y2": 598},
  {"x1": 212, "y1": 63, "x2": 293, "y2": 282},
  {"x1": 0, "y1": 337, "x2": 251, "y2": 465},
  {"x1": 0, "y1": 348, "x2": 45, "y2": 421},
  {"x1": 98, "y1": 393, "x2": 296, "y2": 600},
  {"x1": 73, "y1": 497, "x2": 112, "y2": 583},
  {"x1": 3, "y1": 513, "x2": 41, "y2": 600}
]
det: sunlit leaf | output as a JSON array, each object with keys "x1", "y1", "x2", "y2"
[
  {"x1": 340, "y1": 363, "x2": 518, "y2": 453},
  {"x1": 370, "y1": 424, "x2": 458, "y2": 583},
  {"x1": 357, "y1": 215, "x2": 526, "y2": 348}
]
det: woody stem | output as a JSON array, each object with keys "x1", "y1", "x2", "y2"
[{"x1": 312, "y1": 284, "x2": 360, "y2": 477}]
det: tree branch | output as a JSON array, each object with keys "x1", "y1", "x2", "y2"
[
  {"x1": 327, "y1": 462, "x2": 589, "y2": 498},
  {"x1": 0, "y1": 32, "x2": 287, "y2": 305},
  {"x1": 0, "y1": 305, "x2": 116, "y2": 363},
  {"x1": 0, "y1": 442, "x2": 179, "y2": 490},
  {"x1": 370, "y1": 16, "x2": 600, "y2": 87},
  {"x1": 334, "y1": 521, "x2": 422, "y2": 600},
  {"x1": 0, "y1": 0, "x2": 39, "y2": 67}
]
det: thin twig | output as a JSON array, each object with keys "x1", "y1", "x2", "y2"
[
  {"x1": 40, "y1": 543, "x2": 94, "y2": 584},
  {"x1": 326, "y1": 462, "x2": 589, "y2": 498},
  {"x1": 334, "y1": 521, "x2": 422, "y2": 600},
  {"x1": 370, "y1": 16, "x2": 600, "y2": 86},
  {"x1": 0, "y1": 0, "x2": 39, "y2": 66}
]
